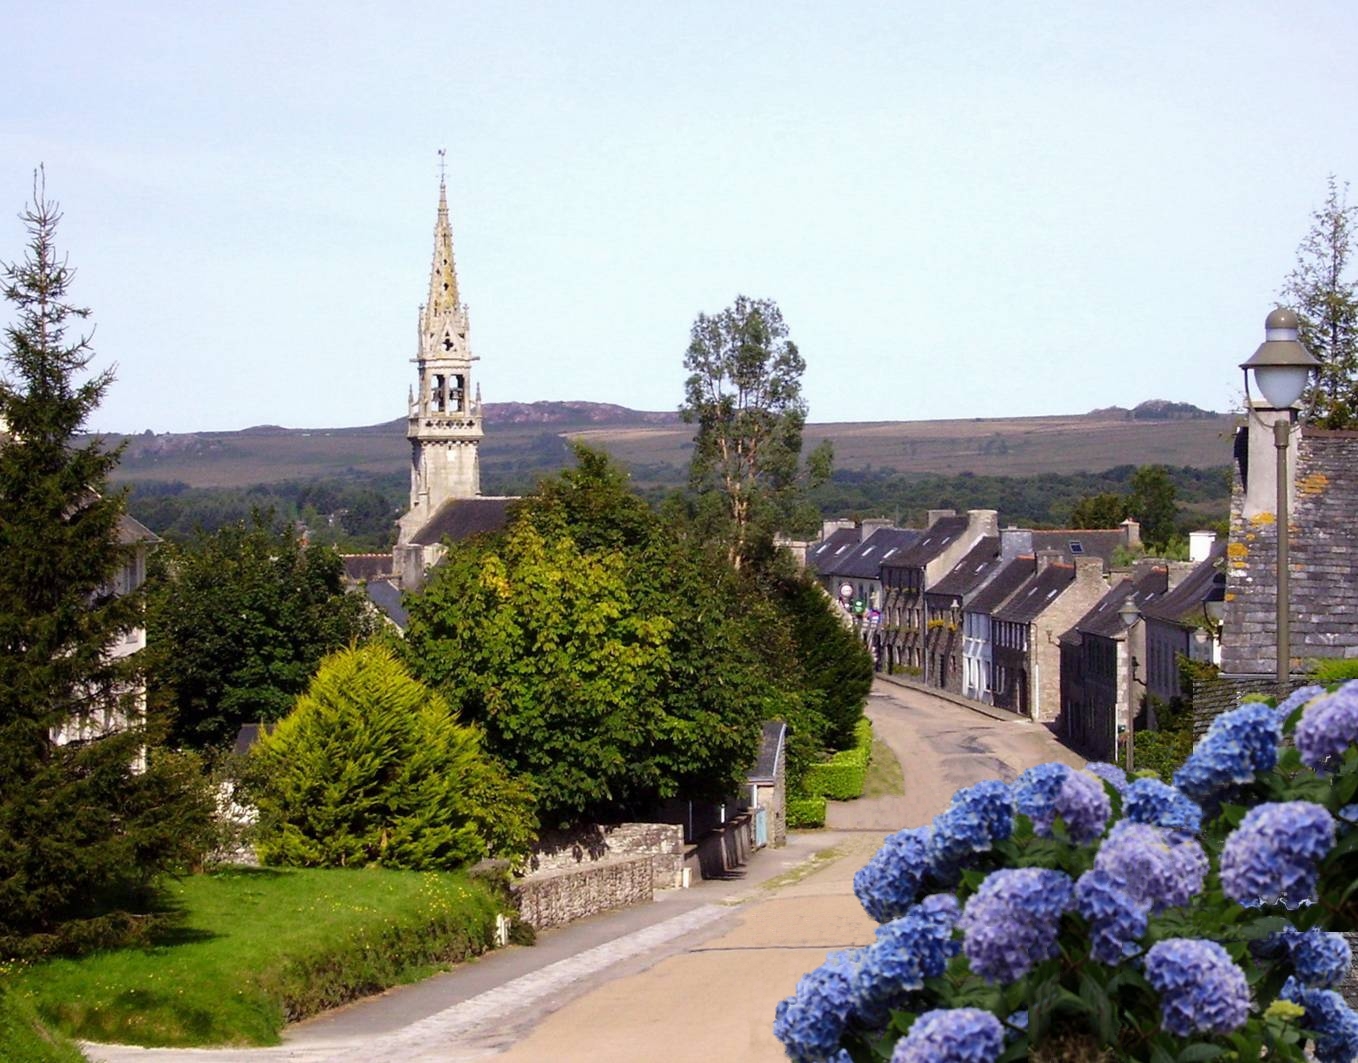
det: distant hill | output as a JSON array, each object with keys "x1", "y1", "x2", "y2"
[
  {"x1": 1086, "y1": 400, "x2": 1218, "y2": 421},
  {"x1": 95, "y1": 399, "x2": 1239, "y2": 491}
]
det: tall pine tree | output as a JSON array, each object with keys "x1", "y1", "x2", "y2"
[{"x1": 0, "y1": 171, "x2": 208, "y2": 955}]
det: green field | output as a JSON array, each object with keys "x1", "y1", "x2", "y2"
[
  {"x1": 98, "y1": 405, "x2": 1237, "y2": 491},
  {"x1": 10, "y1": 866, "x2": 502, "y2": 1048}
]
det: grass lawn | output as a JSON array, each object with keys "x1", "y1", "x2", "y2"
[
  {"x1": 0, "y1": 989, "x2": 84, "y2": 1062},
  {"x1": 863, "y1": 736, "x2": 905, "y2": 798},
  {"x1": 9, "y1": 865, "x2": 502, "y2": 1049}
]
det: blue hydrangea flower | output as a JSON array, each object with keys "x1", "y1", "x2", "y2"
[
  {"x1": 1075, "y1": 869, "x2": 1148, "y2": 964},
  {"x1": 1083, "y1": 761, "x2": 1128, "y2": 792},
  {"x1": 1173, "y1": 703, "x2": 1281, "y2": 805},
  {"x1": 891, "y1": 1007, "x2": 1005, "y2": 1063},
  {"x1": 1014, "y1": 762, "x2": 1110, "y2": 843},
  {"x1": 1280, "y1": 976, "x2": 1358, "y2": 1063},
  {"x1": 1276, "y1": 683, "x2": 1326, "y2": 727},
  {"x1": 1220, "y1": 801, "x2": 1336, "y2": 908},
  {"x1": 774, "y1": 948, "x2": 863, "y2": 1062},
  {"x1": 959, "y1": 867, "x2": 1073, "y2": 983},
  {"x1": 1122, "y1": 777, "x2": 1202, "y2": 835},
  {"x1": 854, "y1": 827, "x2": 931, "y2": 923},
  {"x1": 1143, "y1": 938, "x2": 1251, "y2": 1037},
  {"x1": 1093, "y1": 821, "x2": 1207, "y2": 914},
  {"x1": 928, "y1": 780, "x2": 1014, "y2": 869},
  {"x1": 1285, "y1": 929, "x2": 1352, "y2": 989},
  {"x1": 854, "y1": 894, "x2": 961, "y2": 1028},
  {"x1": 1296, "y1": 681, "x2": 1358, "y2": 772}
]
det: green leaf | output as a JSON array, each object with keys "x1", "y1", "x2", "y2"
[{"x1": 1176, "y1": 1045, "x2": 1226, "y2": 1061}]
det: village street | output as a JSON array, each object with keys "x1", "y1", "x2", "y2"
[{"x1": 85, "y1": 678, "x2": 1085, "y2": 1063}]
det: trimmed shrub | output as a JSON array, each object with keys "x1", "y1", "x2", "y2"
[
  {"x1": 252, "y1": 645, "x2": 536, "y2": 870},
  {"x1": 804, "y1": 746, "x2": 870, "y2": 801},
  {"x1": 787, "y1": 797, "x2": 828, "y2": 829}
]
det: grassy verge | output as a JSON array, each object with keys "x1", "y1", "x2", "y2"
[
  {"x1": 0, "y1": 989, "x2": 84, "y2": 1062},
  {"x1": 11, "y1": 866, "x2": 502, "y2": 1048},
  {"x1": 863, "y1": 736, "x2": 905, "y2": 798}
]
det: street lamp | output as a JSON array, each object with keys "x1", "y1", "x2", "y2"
[
  {"x1": 1240, "y1": 308, "x2": 1321, "y2": 688},
  {"x1": 1117, "y1": 595, "x2": 1141, "y2": 773}
]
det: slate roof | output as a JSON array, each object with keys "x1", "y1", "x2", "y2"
[
  {"x1": 1067, "y1": 566, "x2": 1169, "y2": 641},
  {"x1": 821, "y1": 528, "x2": 920, "y2": 580},
  {"x1": 965, "y1": 556, "x2": 1037, "y2": 615},
  {"x1": 748, "y1": 720, "x2": 787, "y2": 784},
  {"x1": 365, "y1": 577, "x2": 409, "y2": 630},
  {"x1": 927, "y1": 536, "x2": 1001, "y2": 600},
  {"x1": 993, "y1": 563, "x2": 1076, "y2": 624},
  {"x1": 807, "y1": 527, "x2": 862, "y2": 576},
  {"x1": 882, "y1": 515, "x2": 970, "y2": 569},
  {"x1": 1142, "y1": 544, "x2": 1227, "y2": 626},
  {"x1": 1031, "y1": 529, "x2": 1125, "y2": 564},
  {"x1": 341, "y1": 553, "x2": 394, "y2": 583},
  {"x1": 408, "y1": 497, "x2": 516, "y2": 547},
  {"x1": 117, "y1": 513, "x2": 160, "y2": 546}
]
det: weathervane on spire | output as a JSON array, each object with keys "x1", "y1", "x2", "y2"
[{"x1": 437, "y1": 148, "x2": 446, "y2": 185}]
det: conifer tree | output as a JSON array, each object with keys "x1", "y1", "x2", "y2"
[{"x1": 0, "y1": 172, "x2": 209, "y2": 954}]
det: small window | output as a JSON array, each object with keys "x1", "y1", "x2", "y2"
[{"x1": 1068, "y1": 541, "x2": 1084, "y2": 555}]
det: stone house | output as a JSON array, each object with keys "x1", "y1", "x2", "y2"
[
  {"x1": 1140, "y1": 539, "x2": 1226, "y2": 696},
  {"x1": 1059, "y1": 565, "x2": 1171, "y2": 760},
  {"x1": 880, "y1": 509, "x2": 998, "y2": 675},
  {"x1": 1222, "y1": 413, "x2": 1358, "y2": 678},
  {"x1": 923, "y1": 536, "x2": 1001, "y2": 694},
  {"x1": 962, "y1": 555, "x2": 1038, "y2": 704},
  {"x1": 991, "y1": 555, "x2": 1106, "y2": 723}
]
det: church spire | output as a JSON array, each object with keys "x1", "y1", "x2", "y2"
[{"x1": 425, "y1": 154, "x2": 460, "y2": 318}]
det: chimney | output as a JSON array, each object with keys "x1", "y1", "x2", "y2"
[
  {"x1": 1120, "y1": 518, "x2": 1141, "y2": 549},
  {"x1": 860, "y1": 517, "x2": 895, "y2": 537},
  {"x1": 1073, "y1": 555, "x2": 1106, "y2": 585},
  {"x1": 1189, "y1": 530, "x2": 1216, "y2": 563},
  {"x1": 821, "y1": 519, "x2": 855, "y2": 541},
  {"x1": 1000, "y1": 526, "x2": 1034, "y2": 561},
  {"x1": 1036, "y1": 548, "x2": 1064, "y2": 573},
  {"x1": 965, "y1": 509, "x2": 999, "y2": 536},
  {"x1": 926, "y1": 508, "x2": 956, "y2": 528}
]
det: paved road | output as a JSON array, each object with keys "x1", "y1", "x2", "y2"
[{"x1": 85, "y1": 678, "x2": 1084, "y2": 1063}]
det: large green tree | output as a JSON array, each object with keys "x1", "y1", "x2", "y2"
[
  {"x1": 146, "y1": 514, "x2": 372, "y2": 750},
  {"x1": 1281, "y1": 175, "x2": 1358, "y2": 429},
  {"x1": 251, "y1": 644, "x2": 535, "y2": 870},
  {"x1": 403, "y1": 520, "x2": 673, "y2": 827},
  {"x1": 0, "y1": 174, "x2": 210, "y2": 954},
  {"x1": 680, "y1": 296, "x2": 832, "y2": 570},
  {"x1": 1128, "y1": 464, "x2": 1178, "y2": 549}
]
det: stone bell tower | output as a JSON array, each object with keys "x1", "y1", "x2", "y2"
[{"x1": 396, "y1": 173, "x2": 483, "y2": 545}]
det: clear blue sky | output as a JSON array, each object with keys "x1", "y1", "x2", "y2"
[{"x1": 4, "y1": 2, "x2": 1357, "y2": 433}]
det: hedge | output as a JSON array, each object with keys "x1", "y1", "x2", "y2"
[
  {"x1": 802, "y1": 720, "x2": 875, "y2": 800},
  {"x1": 787, "y1": 797, "x2": 827, "y2": 829}
]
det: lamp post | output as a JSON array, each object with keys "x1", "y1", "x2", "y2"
[
  {"x1": 1240, "y1": 308, "x2": 1320, "y2": 688},
  {"x1": 1117, "y1": 595, "x2": 1141, "y2": 773}
]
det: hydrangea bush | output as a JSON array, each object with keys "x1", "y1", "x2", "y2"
[{"x1": 775, "y1": 679, "x2": 1358, "y2": 1062}]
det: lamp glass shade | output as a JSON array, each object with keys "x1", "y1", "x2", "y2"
[
  {"x1": 1253, "y1": 364, "x2": 1311, "y2": 409},
  {"x1": 1118, "y1": 597, "x2": 1140, "y2": 629}
]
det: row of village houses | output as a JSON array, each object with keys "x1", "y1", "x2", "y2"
[{"x1": 795, "y1": 510, "x2": 1225, "y2": 761}]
